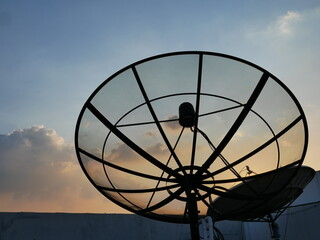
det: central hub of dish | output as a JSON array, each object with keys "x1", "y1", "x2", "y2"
[
  {"x1": 181, "y1": 174, "x2": 201, "y2": 192},
  {"x1": 166, "y1": 165, "x2": 205, "y2": 202}
]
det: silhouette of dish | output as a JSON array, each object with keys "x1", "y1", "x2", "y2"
[
  {"x1": 206, "y1": 166, "x2": 315, "y2": 221},
  {"x1": 75, "y1": 51, "x2": 308, "y2": 223}
]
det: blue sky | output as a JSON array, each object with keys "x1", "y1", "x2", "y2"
[{"x1": 1, "y1": 0, "x2": 320, "y2": 213}]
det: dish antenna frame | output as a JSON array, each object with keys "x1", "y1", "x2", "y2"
[{"x1": 75, "y1": 51, "x2": 309, "y2": 240}]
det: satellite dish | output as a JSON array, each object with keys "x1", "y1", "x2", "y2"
[
  {"x1": 75, "y1": 51, "x2": 308, "y2": 239},
  {"x1": 206, "y1": 166, "x2": 315, "y2": 221}
]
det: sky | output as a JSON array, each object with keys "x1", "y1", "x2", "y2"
[{"x1": 0, "y1": 0, "x2": 320, "y2": 214}]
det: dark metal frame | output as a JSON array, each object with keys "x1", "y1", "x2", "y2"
[{"x1": 74, "y1": 51, "x2": 308, "y2": 239}]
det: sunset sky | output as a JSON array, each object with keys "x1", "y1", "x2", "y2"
[{"x1": 1, "y1": 0, "x2": 320, "y2": 213}]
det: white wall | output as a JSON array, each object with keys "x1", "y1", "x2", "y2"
[
  {"x1": 0, "y1": 213, "x2": 190, "y2": 240},
  {"x1": 0, "y1": 212, "x2": 244, "y2": 240}
]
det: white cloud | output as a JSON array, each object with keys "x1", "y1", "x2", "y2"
[
  {"x1": 246, "y1": 10, "x2": 302, "y2": 43},
  {"x1": 0, "y1": 126, "x2": 127, "y2": 213},
  {"x1": 277, "y1": 11, "x2": 302, "y2": 35},
  {"x1": 247, "y1": 8, "x2": 320, "y2": 44}
]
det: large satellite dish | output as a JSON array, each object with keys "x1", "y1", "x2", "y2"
[{"x1": 75, "y1": 51, "x2": 308, "y2": 239}]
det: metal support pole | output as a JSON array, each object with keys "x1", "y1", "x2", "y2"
[
  {"x1": 268, "y1": 214, "x2": 280, "y2": 240},
  {"x1": 187, "y1": 192, "x2": 200, "y2": 240}
]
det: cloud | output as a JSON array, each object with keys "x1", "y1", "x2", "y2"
[
  {"x1": 246, "y1": 10, "x2": 302, "y2": 43},
  {"x1": 0, "y1": 126, "x2": 73, "y2": 197},
  {"x1": 0, "y1": 126, "x2": 128, "y2": 213},
  {"x1": 277, "y1": 11, "x2": 302, "y2": 35},
  {"x1": 247, "y1": 8, "x2": 320, "y2": 44},
  {"x1": 107, "y1": 142, "x2": 138, "y2": 162},
  {"x1": 106, "y1": 142, "x2": 168, "y2": 163},
  {"x1": 146, "y1": 142, "x2": 168, "y2": 156},
  {"x1": 163, "y1": 115, "x2": 180, "y2": 131},
  {"x1": 144, "y1": 131, "x2": 156, "y2": 137}
]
